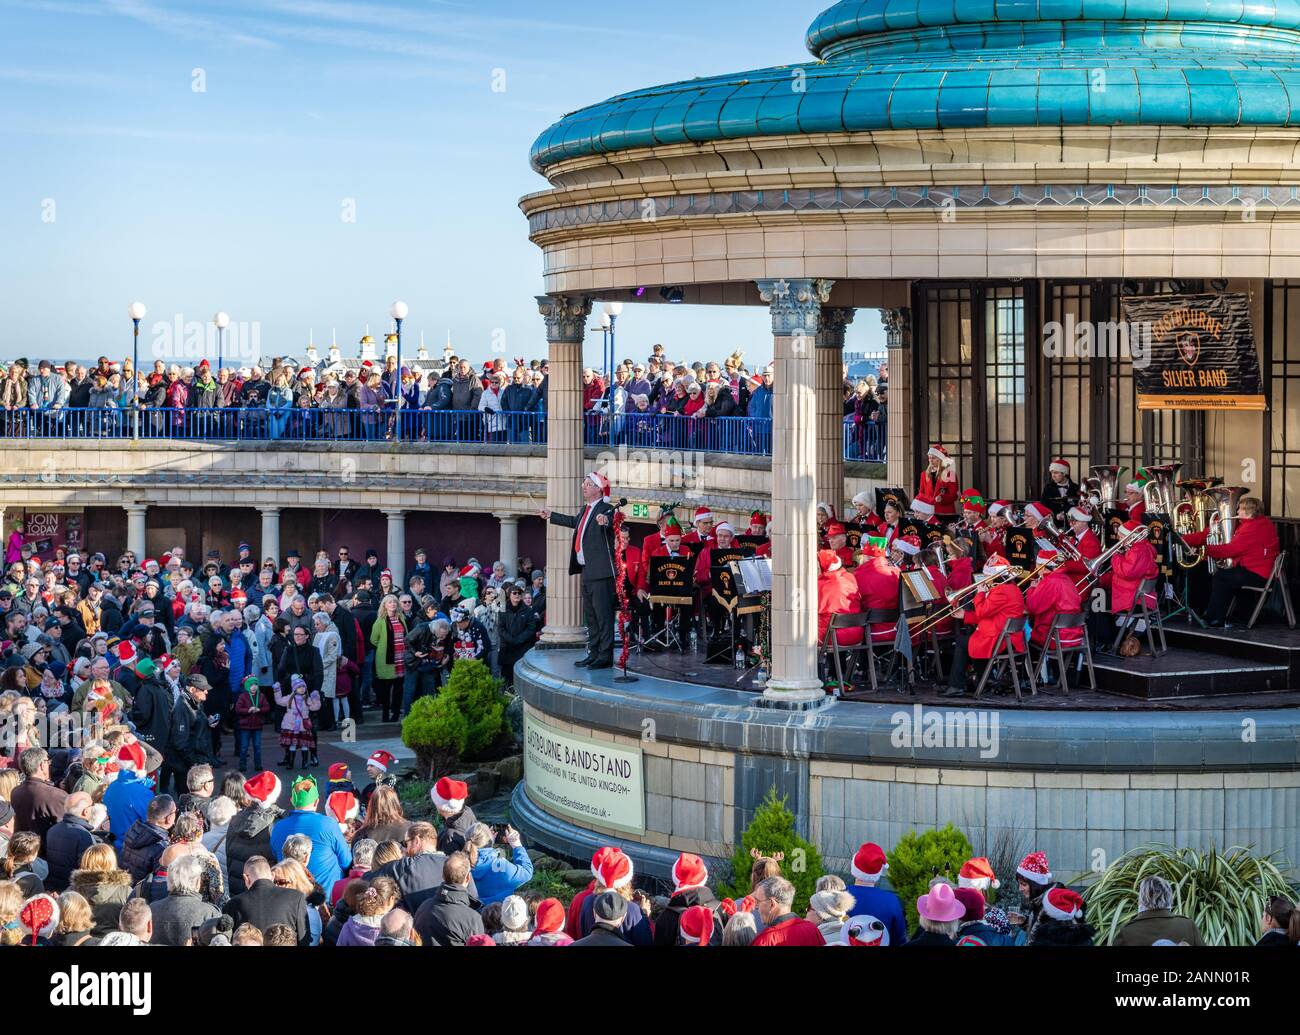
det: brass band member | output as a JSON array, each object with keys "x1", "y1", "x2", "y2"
[
  {"x1": 1104, "y1": 517, "x2": 1159, "y2": 649},
  {"x1": 1040, "y1": 457, "x2": 1079, "y2": 508},
  {"x1": 640, "y1": 505, "x2": 676, "y2": 562},
  {"x1": 1023, "y1": 545, "x2": 1084, "y2": 688},
  {"x1": 1122, "y1": 476, "x2": 1147, "y2": 523},
  {"x1": 695, "y1": 520, "x2": 739, "y2": 639},
  {"x1": 1177, "y1": 496, "x2": 1279, "y2": 628},
  {"x1": 816, "y1": 502, "x2": 838, "y2": 543},
  {"x1": 909, "y1": 492, "x2": 941, "y2": 528},
  {"x1": 683, "y1": 506, "x2": 715, "y2": 547},
  {"x1": 918, "y1": 443, "x2": 959, "y2": 519},
  {"x1": 879, "y1": 497, "x2": 905, "y2": 552},
  {"x1": 636, "y1": 517, "x2": 692, "y2": 652},
  {"x1": 746, "y1": 510, "x2": 769, "y2": 539},
  {"x1": 890, "y1": 533, "x2": 923, "y2": 572},
  {"x1": 982, "y1": 500, "x2": 1013, "y2": 561},
  {"x1": 1022, "y1": 501, "x2": 1052, "y2": 533},
  {"x1": 1062, "y1": 503, "x2": 1103, "y2": 582},
  {"x1": 825, "y1": 522, "x2": 855, "y2": 570},
  {"x1": 817, "y1": 549, "x2": 864, "y2": 653},
  {"x1": 943, "y1": 555, "x2": 1027, "y2": 699},
  {"x1": 853, "y1": 540, "x2": 901, "y2": 648},
  {"x1": 848, "y1": 491, "x2": 884, "y2": 537}
]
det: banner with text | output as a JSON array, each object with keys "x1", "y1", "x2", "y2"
[
  {"x1": 523, "y1": 711, "x2": 645, "y2": 835},
  {"x1": 1122, "y1": 292, "x2": 1266, "y2": 411}
]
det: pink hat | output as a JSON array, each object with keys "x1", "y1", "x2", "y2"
[
  {"x1": 851, "y1": 843, "x2": 888, "y2": 884},
  {"x1": 916, "y1": 882, "x2": 965, "y2": 923}
]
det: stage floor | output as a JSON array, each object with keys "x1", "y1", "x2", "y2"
[{"x1": 624, "y1": 640, "x2": 1300, "y2": 711}]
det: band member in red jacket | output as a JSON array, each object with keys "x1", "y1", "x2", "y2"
[
  {"x1": 1178, "y1": 496, "x2": 1279, "y2": 626},
  {"x1": 1109, "y1": 518, "x2": 1159, "y2": 639},
  {"x1": 1062, "y1": 503, "x2": 1103, "y2": 582},
  {"x1": 746, "y1": 510, "x2": 769, "y2": 539},
  {"x1": 637, "y1": 517, "x2": 693, "y2": 651},
  {"x1": 817, "y1": 549, "x2": 863, "y2": 648},
  {"x1": 1024, "y1": 546, "x2": 1084, "y2": 652},
  {"x1": 848, "y1": 492, "x2": 883, "y2": 538},
  {"x1": 853, "y1": 542, "x2": 900, "y2": 646},
  {"x1": 943, "y1": 555, "x2": 1026, "y2": 698},
  {"x1": 619, "y1": 525, "x2": 647, "y2": 645},
  {"x1": 640, "y1": 506, "x2": 675, "y2": 561},
  {"x1": 682, "y1": 506, "x2": 715, "y2": 547},
  {"x1": 981, "y1": 501, "x2": 1013, "y2": 562},
  {"x1": 890, "y1": 532, "x2": 922, "y2": 571},
  {"x1": 917, "y1": 443, "x2": 960, "y2": 518},
  {"x1": 825, "y1": 523, "x2": 855, "y2": 570},
  {"x1": 816, "y1": 502, "x2": 838, "y2": 546},
  {"x1": 1122, "y1": 478, "x2": 1146, "y2": 524}
]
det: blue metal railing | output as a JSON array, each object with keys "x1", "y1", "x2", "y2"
[{"x1": 1, "y1": 406, "x2": 886, "y2": 462}]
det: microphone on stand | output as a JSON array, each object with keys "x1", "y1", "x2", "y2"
[{"x1": 614, "y1": 497, "x2": 629, "y2": 508}]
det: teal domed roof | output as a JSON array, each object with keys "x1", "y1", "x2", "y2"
[{"x1": 530, "y1": 0, "x2": 1300, "y2": 172}]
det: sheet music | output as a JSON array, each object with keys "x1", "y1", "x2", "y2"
[{"x1": 733, "y1": 556, "x2": 773, "y2": 595}]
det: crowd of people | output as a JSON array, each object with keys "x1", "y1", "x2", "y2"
[
  {"x1": 4, "y1": 748, "x2": 1298, "y2": 948},
  {"x1": 0, "y1": 349, "x2": 888, "y2": 456}
]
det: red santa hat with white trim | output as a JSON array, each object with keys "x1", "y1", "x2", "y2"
[
  {"x1": 244, "y1": 770, "x2": 282, "y2": 807},
  {"x1": 327, "y1": 790, "x2": 359, "y2": 831},
  {"x1": 713, "y1": 520, "x2": 734, "y2": 536},
  {"x1": 894, "y1": 534, "x2": 922, "y2": 557},
  {"x1": 851, "y1": 842, "x2": 888, "y2": 884},
  {"x1": 1068, "y1": 502, "x2": 1093, "y2": 524},
  {"x1": 1042, "y1": 887, "x2": 1085, "y2": 922},
  {"x1": 1023, "y1": 501, "x2": 1051, "y2": 524},
  {"x1": 983, "y1": 554, "x2": 1012, "y2": 577},
  {"x1": 817, "y1": 549, "x2": 843, "y2": 574},
  {"x1": 595, "y1": 848, "x2": 634, "y2": 890},
  {"x1": 1049, "y1": 457, "x2": 1071, "y2": 476},
  {"x1": 671, "y1": 852, "x2": 708, "y2": 893},
  {"x1": 987, "y1": 499, "x2": 1012, "y2": 518},
  {"x1": 367, "y1": 749, "x2": 396, "y2": 774},
  {"x1": 589, "y1": 846, "x2": 612, "y2": 881},
  {"x1": 431, "y1": 776, "x2": 469, "y2": 813},
  {"x1": 678, "y1": 904, "x2": 715, "y2": 946},
  {"x1": 693, "y1": 505, "x2": 713, "y2": 525},
  {"x1": 958, "y1": 856, "x2": 1001, "y2": 891},
  {"x1": 927, "y1": 443, "x2": 952, "y2": 465},
  {"x1": 911, "y1": 493, "x2": 936, "y2": 519},
  {"x1": 116, "y1": 741, "x2": 146, "y2": 774},
  {"x1": 587, "y1": 471, "x2": 612, "y2": 502},
  {"x1": 1017, "y1": 850, "x2": 1053, "y2": 883}
]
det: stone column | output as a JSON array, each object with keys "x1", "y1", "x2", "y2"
[
  {"x1": 757, "y1": 278, "x2": 832, "y2": 700},
  {"x1": 385, "y1": 509, "x2": 407, "y2": 588},
  {"x1": 816, "y1": 307, "x2": 855, "y2": 518},
  {"x1": 536, "y1": 294, "x2": 593, "y2": 647},
  {"x1": 496, "y1": 513, "x2": 520, "y2": 576},
  {"x1": 124, "y1": 503, "x2": 148, "y2": 561},
  {"x1": 881, "y1": 307, "x2": 913, "y2": 491},
  {"x1": 258, "y1": 506, "x2": 281, "y2": 569}
]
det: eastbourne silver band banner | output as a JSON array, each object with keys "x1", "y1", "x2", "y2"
[
  {"x1": 1122, "y1": 292, "x2": 1267, "y2": 411},
  {"x1": 523, "y1": 711, "x2": 645, "y2": 834}
]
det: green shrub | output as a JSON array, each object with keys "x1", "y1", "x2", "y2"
[
  {"x1": 1083, "y1": 843, "x2": 1293, "y2": 946},
  {"x1": 887, "y1": 824, "x2": 975, "y2": 931},
  {"x1": 400, "y1": 660, "x2": 507, "y2": 777},
  {"x1": 718, "y1": 787, "x2": 824, "y2": 915}
]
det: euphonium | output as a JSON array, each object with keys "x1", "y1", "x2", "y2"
[
  {"x1": 1085, "y1": 465, "x2": 1127, "y2": 512},
  {"x1": 1171, "y1": 477, "x2": 1223, "y2": 569},
  {"x1": 1203, "y1": 485, "x2": 1249, "y2": 574}
]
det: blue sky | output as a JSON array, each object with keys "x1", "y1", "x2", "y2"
[{"x1": 0, "y1": 0, "x2": 886, "y2": 368}]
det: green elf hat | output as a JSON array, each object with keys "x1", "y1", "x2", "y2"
[
  {"x1": 242, "y1": 675, "x2": 260, "y2": 693},
  {"x1": 290, "y1": 775, "x2": 320, "y2": 809}
]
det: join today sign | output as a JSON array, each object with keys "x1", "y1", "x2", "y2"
[{"x1": 523, "y1": 711, "x2": 644, "y2": 835}]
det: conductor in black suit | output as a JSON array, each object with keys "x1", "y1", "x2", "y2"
[{"x1": 539, "y1": 471, "x2": 618, "y2": 669}]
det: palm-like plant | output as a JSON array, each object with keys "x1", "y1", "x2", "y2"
[{"x1": 1082, "y1": 843, "x2": 1294, "y2": 946}]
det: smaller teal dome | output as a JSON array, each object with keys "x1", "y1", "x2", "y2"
[{"x1": 530, "y1": 0, "x2": 1300, "y2": 172}]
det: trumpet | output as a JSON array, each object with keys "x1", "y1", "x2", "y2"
[{"x1": 1075, "y1": 523, "x2": 1152, "y2": 593}]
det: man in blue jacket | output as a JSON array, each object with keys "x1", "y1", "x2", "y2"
[
  {"x1": 845, "y1": 842, "x2": 909, "y2": 948},
  {"x1": 269, "y1": 775, "x2": 352, "y2": 891},
  {"x1": 103, "y1": 742, "x2": 155, "y2": 841},
  {"x1": 467, "y1": 823, "x2": 533, "y2": 906}
]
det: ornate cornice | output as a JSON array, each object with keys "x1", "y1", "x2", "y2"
[
  {"x1": 881, "y1": 307, "x2": 912, "y2": 351},
  {"x1": 536, "y1": 294, "x2": 593, "y2": 344},
  {"x1": 816, "y1": 307, "x2": 856, "y2": 350},
  {"x1": 756, "y1": 279, "x2": 834, "y2": 338}
]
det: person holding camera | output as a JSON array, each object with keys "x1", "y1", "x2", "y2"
[{"x1": 465, "y1": 822, "x2": 533, "y2": 906}]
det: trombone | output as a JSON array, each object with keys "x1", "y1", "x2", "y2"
[
  {"x1": 1074, "y1": 523, "x2": 1152, "y2": 595},
  {"x1": 907, "y1": 563, "x2": 1032, "y2": 641}
]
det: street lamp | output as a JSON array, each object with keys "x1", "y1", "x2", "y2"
[
  {"x1": 213, "y1": 311, "x2": 230, "y2": 372},
  {"x1": 389, "y1": 301, "x2": 408, "y2": 422},
  {"x1": 602, "y1": 301, "x2": 623, "y2": 409},
  {"x1": 128, "y1": 302, "x2": 146, "y2": 438}
]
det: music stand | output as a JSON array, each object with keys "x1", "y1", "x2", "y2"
[
  {"x1": 730, "y1": 557, "x2": 773, "y2": 687},
  {"x1": 644, "y1": 555, "x2": 695, "y2": 652},
  {"x1": 706, "y1": 546, "x2": 755, "y2": 663}
]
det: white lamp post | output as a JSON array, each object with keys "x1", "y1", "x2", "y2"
[
  {"x1": 128, "y1": 302, "x2": 146, "y2": 438},
  {"x1": 389, "y1": 301, "x2": 408, "y2": 425},
  {"x1": 213, "y1": 311, "x2": 230, "y2": 372}
]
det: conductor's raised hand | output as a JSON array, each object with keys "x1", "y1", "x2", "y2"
[{"x1": 539, "y1": 507, "x2": 551, "y2": 520}]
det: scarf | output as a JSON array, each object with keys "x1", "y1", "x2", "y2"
[{"x1": 389, "y1": 616, "x2": 406, "y2": 676}]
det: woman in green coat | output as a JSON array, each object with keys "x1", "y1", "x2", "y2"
[{"x1": 369, "y1": 593, "x2": 409, "y2": 723}]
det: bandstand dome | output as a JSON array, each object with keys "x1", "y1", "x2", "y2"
[{"x1": 531, "y1": 0, "x2": 1300, "y2": 171}]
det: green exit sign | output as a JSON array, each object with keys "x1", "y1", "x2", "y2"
[{"x1": 630, "y1": 503, "x2": 650, "y2": 519}]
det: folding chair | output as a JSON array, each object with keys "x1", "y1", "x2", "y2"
[
  {"x1": 1226, "y1": 551, "x2": 1297, "y2": 630},
  {"x1": 819, "y1": 613, "x2": 874, "y2": 696},
  {"x1": 1111, "y1": 576, "x2": 1166, "y2": 656},
  {"x1": 974, "y1": 615, "x2": 1037, "y2": 702},
  {"x1": 1027, "y1": 611, "x2": 1095, "y2": 694}
]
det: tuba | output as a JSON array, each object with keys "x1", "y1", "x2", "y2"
[
  {"x1": 1171, "y1": 477, "x2": 1223, "y2": 569},
  {"x1": 1203, "y1": 485, "x2": 1249, "y2": 573},
  {"x1": 1084, "y1": 465, "x2": 1127, "y2": 512},
  {"x1": 1140, "y1": 462, "x2": 1182, "y2": 519}
]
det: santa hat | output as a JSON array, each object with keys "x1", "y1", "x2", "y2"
[
  {"x1": 1023, "y1": 502, "x2": 1051, "y2": 524},
  {"x1": 1068, "y1": 504, "x2": 1093, "y2": 524},
  {"x1": 459, "y1": 565, "x2": 477, "y2": 578},
  {"x1": 587, "y1": 471, "x2": 611, "y2": 500},
  {"x1": 328, "y1": 762, "x2": 351, "y2": 783},
  {"x1": 144, "y1": 558, "x2": 159, "y2": 570},
  {"x1": 117, "y1": 741, "x2": 146, "y2": 773},
  {"x1": 841, "y1": 914, "x2": 890, "y2": 946},
  {"x1": 1122, "y1": 517, "x2": 1145, "y2": 533},
  {"x1": 851, "y1": 491, "x2": 874, "y2": 509},
  {"x1": 117, "y1": 641, "x2": 137, "y2": 666},
  {"x1": 817, "y1": 549, "x2": 842, "y2": 574},
  {"x1": 825, "y1": 522, "x2": 846, "y2": 538},
  {"x1": 983, "y1": 555, "x2": 1011, "y2": 577},
  {"x1": 672, "y1": 853, "x2": 708, "y2": 893},
  {"x1": 960, "y1": 489, "x2": 986, "y2": 513},
  {"x1": 987, "y1": 500, "x2": 1011, "y2": 518},
  {"x1": 534, "y1": 899, "x2": 565, "y2": 935},
  {"x1": 958, "y1": 857, "x2": 1001, "y2": 891},
  {"x1": 1042, "y1": 887, "x2": 1085, "y2": 922},
  {"x1": 911, "y1": 494, "x2": 935, "y2": 518},
  {"x1": 1049, "y1": 457, "x2": 1071, "y2": 476},
  {"x1": 1017, "y1": 850, "x2": 1053, "y2": 883},
  {"x1": 927, "y1": 443, "x2": 952, "y2": 465},
  {"x1": 18, "y1": 894, "x2": 60, "y2": 945},
  {"x1": 713, "y1": 521, "x2": 734, "y2": 536},
  {"x1": 595, "y1": 848, "x2": 633, "y2": 890},
  {"x1": 380, "y1": 569, "x2": 393, "y2": 581},
  {"x1": 1036, "y1": 546, "x2": 1059, "y2": 566},
  {"x1": 678, "y1": 904, "x2": 715, "y2": 946},
  {"x1": 851, "y1": 843, "x2": 888, "y2": 884},
  {"x1": 749, "y1": 510, "x2": 768, "y2": 526},
  {"x1": 693, "y1": 506, "x2": 713, "y2": 524},
  {"x1": 895, "y1": 534, "x2": 922, "y2": 556},
  {"x1": 432, "y1": 776, "x2": 469, "y2": 813},
  {"x1": 367, "y1": 749, "x2": 396, "y2": 773},
  {"x1": 327, "y1": 790, "x2": 359, "y2": 831},
  {"x1": 816, "y1": 502, "x2": 836, "y2": 519},
  {"x1": 1125, "y1": 478, "x2": 1145, "y2": 493},
  {"x1": 244, "y1": 770, "x2": 282, "y2": 807}
]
